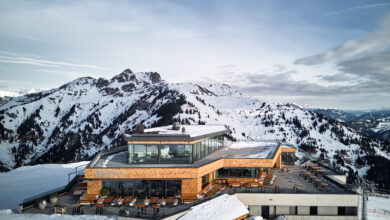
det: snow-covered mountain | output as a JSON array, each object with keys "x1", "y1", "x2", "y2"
[
  {"x1": 310, "y1": 108, "x2": 390, "y2": 141},
  {"x1": 1, "y1": 69, "x2": 390, "y2": 189},
  {"x1": 307, "y1": 108, "x2": 358, "y2": 122}
]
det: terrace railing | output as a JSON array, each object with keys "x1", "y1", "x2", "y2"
[{"x1": 67, "y1": 163, "x2": 88, "y2": 183}]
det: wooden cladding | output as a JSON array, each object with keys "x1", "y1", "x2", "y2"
[
  {"x1": 281, "y1": 148, "x2": 296, "y2": 153},
  {"x1": 87, "y1": 180, "x2": 102, "y2": 195}
]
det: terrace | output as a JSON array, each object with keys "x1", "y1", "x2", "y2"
[{"x1": 20, "y1": 163, "x2": 355, "y2": 219}]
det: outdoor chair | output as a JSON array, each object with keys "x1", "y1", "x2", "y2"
[
  {"x1": 117, "y1": 197, "x2": 124, "y2": 206},
  {"x1": 161, "y1": 197, "x2": 166, "y2": 206},
  {"x1": 173, "y1": 198, "x2": 179, "y2": 206},
  {"x1": 144, "y1": 197, "x2": 150, "y2": 207},
  {"x1": 111, "y1": 197, "x2": 119, "y2": 206},
  {"x1": 129, "y1": 197, "x2": 137, "y2": 207}
]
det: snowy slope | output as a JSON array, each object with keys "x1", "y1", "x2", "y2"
[
  {"x1": 0, "y1": 209, "x2": 116, "y2": 220},
  {"x1": 180, "y1": 194, "x2": 248, "y2": 220},
  {"x1": 1, "y1": 69, "x2": 390, "y2": 188},
  {"x1": 170, "y1": 83, "x2": 390, "y2": 179},
  {"x1": 0, "y1": 161, "x2": 89, "y2": 210}
]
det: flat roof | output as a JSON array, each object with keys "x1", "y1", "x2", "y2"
[
  {"x1": 125, "y1": 124, "x2": 229, "y2": 143},
  {"x1": 90, "y1": 141, "x2": 280, "y2": 169}
]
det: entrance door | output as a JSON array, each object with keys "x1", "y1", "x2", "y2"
[{"x1": 262, "y1": 206, "x2": 269, "y2": 219}]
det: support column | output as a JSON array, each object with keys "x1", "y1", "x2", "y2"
[
  {"x1": 182, "y1": 178, "x2": 202, "y2": 197},
  {"x1": 87, "y1": 180, "x2": 102, "y2": 195},
  {"x1": 275, "y1": 154, "x2": 282, "y2": 168}
]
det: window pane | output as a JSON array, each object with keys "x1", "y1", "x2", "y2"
[
  {"x1": 102, "y1": 181, "x2": 118, "y2": 196},
  {"x1": 150, "y1": 180, "x2": 166, "y2": 197},
  {"x1": 128, "y1": 144, "x2": 134, "y2": 164},
  {"x1": 122, "y1": 181, "x2": 134, "y2": 196},
  {"x1": 145, "y1": 145, "x2": 158, "y2": 164},
  {"x1": 167, "y1": 180, "x2": 181, "y2": 197},
  {"x1": 133, "y1": 145, "x2": 146, "y2": 164},
  {"x1": 310, "y1": 206, "x2": 318, "y2": 215},
  {"x1": 134, "y1": 180, "x2": 149, "y2": 199},
  {"x1": 202, "y1": 174, "x2": 210, "y2": 188},
  {"x1": 160, "y1": 145, "x2": 191, "y2": 164}
]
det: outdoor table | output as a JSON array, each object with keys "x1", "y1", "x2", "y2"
[
  {"x1": 136, "y1": 203, "x2": 145, "y2": 213},
  {"x1": 123, "y1": 196, "x2": 132, "y2": 203},
  {"x1": 73, "y1": 190, "x2": 84, "y2": 196},
  {"x1": 54, "y1": 206, "x2": 66, "y2": 215},
  {"x1": 315, "y1": 179, "x2": 322, "y2": 187},
  {"x1": 72, "y1": 204, "x2": 83, "y2": 215},
  {"x1": 95, "y1": 203, "x2": 104, "y2": 215},
  {"x1": 153, "y1": 204, "x2": 161, "y2": 213},
  {"x1": 166, "y1": 197, "x2": 174, "y2": 204},
  {"x1": 231, "y1": 183, "x2": 241, "y2": 188},
  {"x1": 150, "y1": 197, "x2": 159, "y2": 204},
  {"x1": 103, "y1": 196, "x2": 114, "y2": 204},
  {"x1": 317, "y1": 170, "x2": 326, "y2": 176}
]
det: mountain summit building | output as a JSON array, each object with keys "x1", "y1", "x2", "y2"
[
  {"x1": 85, "y1": 123, "x2": 285, "y2": 200},
  {"x1": 17, "y1": 123, "x2": 358, "y2": 219}
]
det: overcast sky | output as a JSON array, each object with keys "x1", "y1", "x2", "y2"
[{"x1": 0, "y1": 0, "x2": 390, "y2": 110}]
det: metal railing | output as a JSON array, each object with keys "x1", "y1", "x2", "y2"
[{"x1": 68, "y1": 163, "x2": 88, "y2": 182}]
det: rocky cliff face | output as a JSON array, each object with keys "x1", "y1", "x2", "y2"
[{"x1": 1, "y1": 70, "x2": 390, "y2": 188}]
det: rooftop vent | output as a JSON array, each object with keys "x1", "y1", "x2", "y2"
[
  {"x1": 172, "y1": 122, "x2": 180, "y2": 130},
  {"x1": 133, "y1": 124, "x2": 145, "y2": 134}
]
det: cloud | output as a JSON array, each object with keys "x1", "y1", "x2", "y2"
[
  {"x1": 294, "y1": 13, "x2": 390, "y2": 65},
  {"x1": 325, "y1": 3, "x2": 390, "y2": 16},
  {"x1": 0, "y1": 54, "x2": 107, "y2": 70},
  {"x1": 338, "y1": 51, "x2": 390, "y2": 78}
]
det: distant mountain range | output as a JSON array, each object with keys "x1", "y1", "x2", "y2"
[
  {"x1": 1, "y1": 69, "x2": 390, "y2": 189},
  {"x1": 308, "y1": 108, "x2": 390, "y2": 141}
]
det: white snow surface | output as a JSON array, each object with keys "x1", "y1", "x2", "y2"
[
  {"x1": 143, "y1": 124, "x2": 228, "y2": 137},
  {"x1": 228, "y1": 141, "x2": 278, "y2": 158},
  {"x1": 366, "y1": 196, "x2": 390, "y2": 220},
  {"x1": 0, "y1": 161, "x2": 89, "y2": 211},
  {"x1": 179, "y1": 194, "x2": 249, "y2": 220},
  {"x1": 0, "y1": 209, "x2": 116, "y2": 220}
]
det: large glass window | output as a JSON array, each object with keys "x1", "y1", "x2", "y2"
[
  {"x1": 191, "y1": 135, "x2": 225, "y2": 163},
  {"x1": 128, "y1": 135, "x2": 225, "y2": 164},
  {"x1": 202, "y1": 173, "x2": 210, "y2": 188},
  {"x1": 145, "y1": 145, "x2": 158, "y2": 164},
  {"x1": 167, "y1": 180, "x2": 181, "y2": 197},
  {"x1": 102, "y1": 180, "x2": 182, "y2": 198},
  {"x1": 102, "y1": 181, "x2": 118, "y2": 196},
  {"x1": 159, "y1": 145, "x2": 192, "y2": 164},
  {"x1": 132, "y1": 145, "x2": 146, "y2": 164},
  {"x1": 134, "y1": 180, "x2": 149, "y2": 198},
  {"x1": 129, "y1": 144, "x2": 192, "y2": 164},
  {"x1": 216, "y1": 168, "x2": 260, "y2": 178},
  {"x1": 150, "y1": 180, "x2": 166, "y2": 197}
]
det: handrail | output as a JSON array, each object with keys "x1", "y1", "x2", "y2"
[{"x1": 67, "y1": 163, "x2": 88, "y2": 182}]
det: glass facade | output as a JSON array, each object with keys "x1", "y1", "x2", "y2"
[
  {"x1": 192, "y1": 135, "x2": 224, "y2": 163},
  {"x1": 128, "y1": 134, "x2": 224, "y2": 164},
  {"x1": 102, "y1": 180, "x2": 181, "y2": 198},
  {"x1": 282, "y1": 152, "x2": 295, "y2": 165},
  {"x1": 216, "y1": 168, "x2": 260, "y2": 178}
]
